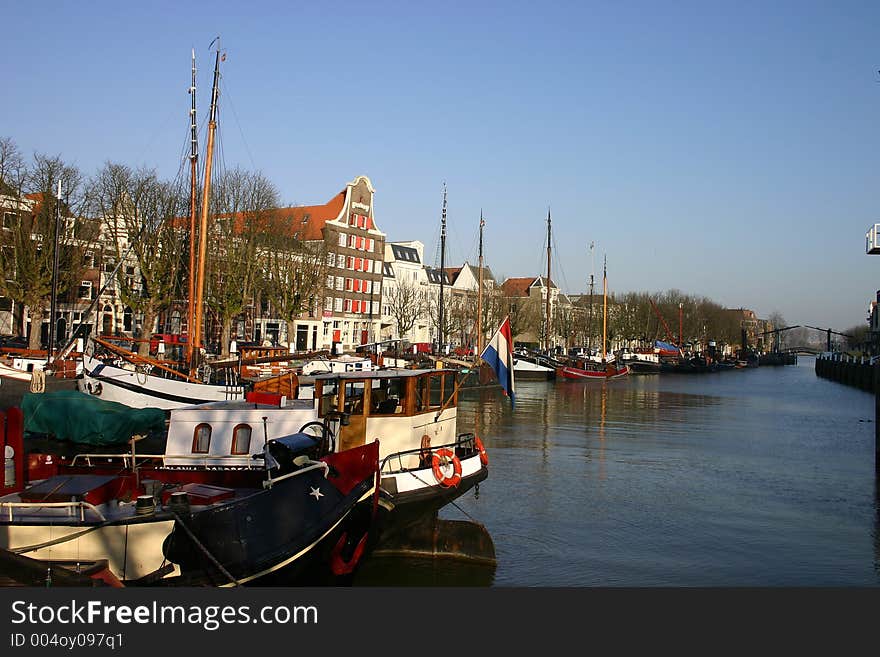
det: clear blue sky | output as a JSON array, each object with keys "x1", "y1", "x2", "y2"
[{"x1": 2, "y1": 0, "x2": 879, "y2": 330}]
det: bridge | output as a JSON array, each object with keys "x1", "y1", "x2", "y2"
[{"x1": 760, "y1": 325, "x2": 853, "y2": 354}]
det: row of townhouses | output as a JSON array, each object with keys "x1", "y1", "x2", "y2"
[{"x1": 1, "y1": 175, "x2": 577, "y2": 355}]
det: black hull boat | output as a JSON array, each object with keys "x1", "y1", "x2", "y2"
[{"x1": 161, "y1": 442, "x2": 379, "y2": 586}]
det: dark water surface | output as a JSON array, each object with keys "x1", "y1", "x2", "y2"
[{"x1": 355, "y1": 356, "x2": 880, "y2": 586}]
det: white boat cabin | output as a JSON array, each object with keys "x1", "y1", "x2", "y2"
[{"x1": 162, "y1": 368, "x2": 461, "y2": 473}]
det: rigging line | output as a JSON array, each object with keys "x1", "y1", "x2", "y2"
[
  {"x1": 549, "y1": 225, "x2": 572, "y2": 296},
  {"x1": 220, "y1": 79, "x2": 258, "y2": 172}
]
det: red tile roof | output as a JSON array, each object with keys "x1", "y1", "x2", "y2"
[{"x1": 501, "y1": 277, "x2": 536, "y2": 298}]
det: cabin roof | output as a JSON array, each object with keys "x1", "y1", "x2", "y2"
[{"x1": 311, "y1": 367, "x2": 457, "y2": 381}]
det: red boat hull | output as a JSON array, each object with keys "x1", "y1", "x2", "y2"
[{"x1": 557, "y1": 364, "x2": 629, "y2": 380}]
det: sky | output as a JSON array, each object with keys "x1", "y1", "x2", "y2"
[{"x1": 2, "y1": 0, "x2": 879, "y2": 331}]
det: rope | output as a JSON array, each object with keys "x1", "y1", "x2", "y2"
[
  {"x1": 169, "y1": 510, "x2": 240, "y2": 587},
  {"x1": 29, "y1": 369, "x2": 45, "y2": 393},
  {"x1": 405, "y1": 469, "x2": 481, "y2": 525}
]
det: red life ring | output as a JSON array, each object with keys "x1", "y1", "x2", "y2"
[
  {"x1": 431, "y1": 448, "x2": 462, "y2": 488},
  {"x1": 474, "y1": 435, "x2": 489, "y2": 466},
  {"x1": 329, "y1": 530, "x2": 369, "y2": 576}
]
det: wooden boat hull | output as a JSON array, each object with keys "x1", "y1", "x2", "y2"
[{"x1": 557, "y1": 364, "x2": 629, "y2": 380}]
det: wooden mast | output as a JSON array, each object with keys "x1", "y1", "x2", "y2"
[
  {"x1": 438, "y1": 182, "x2": 447, "y2": 352},
  {"x1": 186, "y1": 48, "x2": 198, "y2": 371},
  {"x1": 47, "y1": 179, "x2": 62, "y2": 364},
  {"x1": 602, "y1": 254, "x2": 608, "y2": 362},
  {"x1": 544, "y1": 208, "x2": 551, "y2": 353},
  {"x1": 587, "y1": 241, "x2": 594, "y2": 353},
  {"x1": 477, "y1": 210, "x2": 485, "y2": 356},
  {"x1": 192, "y1": 40, "x2": 221, "y2": 367}
]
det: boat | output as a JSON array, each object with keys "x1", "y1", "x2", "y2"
[
  {"x1": 557, "y1": 359, "x2": 630, "y2": 380},
  {"x1": 0, "y1": 394, "x2": 381, "y2": 586},
  {"x1": 308, "y1": 367, "x2": 489, "y2": 530},
  {"x1": 556, "y1": 254, "x2": 629, "y2": 381},
  {"x1": 0, "y1": 547, "x2": 124, "y2": 587},
  {"x1": 4, "y1": 359, "x2": 490, "y2": 583},
  {"x1": 75, "y1": 44, "x2": 252, "y2": 410},
  {"x1": 512, "y1": 348, "x2": 557, "y2": 380},
  {"x1": 618, "y1": 347, "x2": 661, "y2": 374}
]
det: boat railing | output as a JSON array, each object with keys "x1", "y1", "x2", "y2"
[
  {"x1": 263, "y1": 460, "x2": 329, "y2": 489},
  {"x1": 380, "y1": 433, "x2": 478, "y2": 475},
  {"x1": 69, "y1": 453, "x2": 263, "y2": 469},
  {"x1": 1, "y1": 500, "x2": 107, "y2": 523}
]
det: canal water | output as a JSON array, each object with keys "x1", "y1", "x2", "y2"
[{"x1": 354, "y1": 356, "x2": 880, "y2": 586}]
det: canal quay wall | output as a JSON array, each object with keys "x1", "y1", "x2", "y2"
[{"x1": 815, "y1": 353, "x2": 878, "y2": 393}]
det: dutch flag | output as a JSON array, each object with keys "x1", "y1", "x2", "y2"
[{"x1": 480, "y1": 316, "x2": 516, "y2": 406}]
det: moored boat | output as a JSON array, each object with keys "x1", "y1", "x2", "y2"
[
  {"x1": 557, "y1": 360, "x2": 630, "y2": 380},
  {"x1": 0, "y1": 400, "x2": 380, "y2": 586},
  {"x1": 512, "y1": 349, "x2": 557, "y2": 381}
]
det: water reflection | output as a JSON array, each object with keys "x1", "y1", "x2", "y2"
[
  {"x1": 455, "y1": 359, "x2": 880, "y2": 585},
  {"x1": 353, "y1": 514, "x2": 496, "y2": 586}
]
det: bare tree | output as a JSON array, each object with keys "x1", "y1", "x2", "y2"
[
  {"x1": 0, "y1": 150, "x2": 94, "y2": 349},
  {"x1": 89, "y1": 163, "x2": 188, "y2": 356},
  {"x1": 206, "y1": 168, "x2": 279, "y2": 358},
  {"x1": 260, "y1": 212, "x2": 327, "y2": 348},
  {"x1": 385, "y1": 276, "x2": 428, "y2": 341}
]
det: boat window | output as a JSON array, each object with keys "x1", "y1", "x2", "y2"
[
  {"x1": 369, "y1": 377, "x2": 406, "y2": 415},
  {"x1": 416, "y1": 374, "x2": 444, "y2": 412},
  {"x1": 343, "y1": 380, "x2": 366, "y2": 415},
  {"x1": 192, "y1": 423, "x2": 211, "y2": 453},
  {"x1": 231, "y1": 424, "x2": 252, "y2": 455},
  {"x1": 428, "y1": 373, "x2": 445, "y2": 408},
  {"x1": 318, "y1": 380, "x2": 339, "y2": 416}
]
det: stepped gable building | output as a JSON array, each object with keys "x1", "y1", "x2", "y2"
[{"x1": 284, "y1": 175, "x2": 386, "y2": 352}]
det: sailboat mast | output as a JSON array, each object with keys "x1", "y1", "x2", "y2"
[
  {"x1": 587, "y1": 241, "x2": 594, "y2": 352},
  {"x1": 193, "y1": 40, "x2": 221, "y2": 365},
  {"x1": 602, "y1": 254, "x2": 608, "y2": 361},
  {"x1": 544, "y1": 208, "x2": 551, "y2": 353},
  {"x1": 438, "y1": 183, "x2": 446, "y2": 351},
  {"x1": 679, "y1": 302, "x2": 683, "y2": 348},
  {"x1": 186, "y1": 49, "x2": 198, "y2": 370},
  {"x1": 48, "y1": 179, "x2": 62, "y2": 364},
  {"x1": 477, "y1": 210, "x2": 485, "y2": 356}
]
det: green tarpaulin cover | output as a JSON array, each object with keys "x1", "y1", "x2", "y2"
[{"x1": 21, "y1": 390, "x2": 166, "y2": 446}]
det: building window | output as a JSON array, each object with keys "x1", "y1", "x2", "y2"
[
  {"x1": 334, "y1": 297, "x2": 343, "y2": 312},
  {"x1": 192, "y1": 423, "x2": 212, "y2": 453},
  {"x1": 326, "y1": 253, "x2": 335, "y2": 267},
  {"x1": 78, "y1": 281, "x2": 92, "y2": 299},
  {"x1": 344, "y1": 299, "x2": 352, "y2": 312},
  {"x1": 335, "y1": 276, "x2": 344, "y2": 291},
  {"x1": 338, "y1": 233, "x2": 346, "y2": 247},
  {"x1": 326, "y1": 274, "x2": 334, "y2": 289},
  {"x1": 82, "y1": 251, "x2": 94, "y2": 267},
  {"x1": 231, "y1": 424, "x2": 252, "y2": 455},
  {"x1": 324, "y1": 296, "x2": 333, "y2": 310}
]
